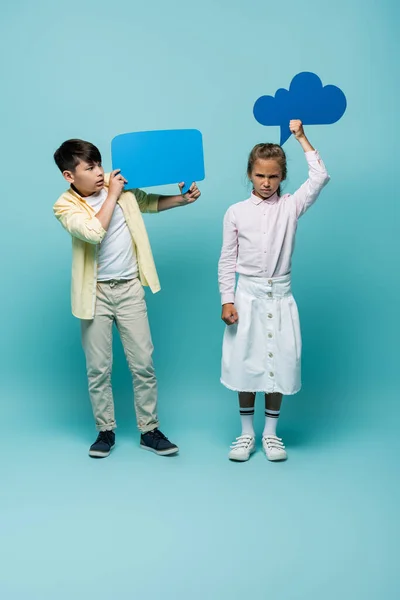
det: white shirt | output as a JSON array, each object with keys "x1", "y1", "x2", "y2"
[
  {"x1": 85, "y1": 188, "x2": 138, "y2": 281},
  {"x1": 218, "y1": 151, "x2": 330, "y2": 304}
]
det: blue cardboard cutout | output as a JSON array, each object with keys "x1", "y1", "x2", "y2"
[
  {"x1": 253, "y1": 72, "x2": 347, "y2": 145},
  {"x1": 111, "y1": 129, "x2": 205, "y2": 194}
]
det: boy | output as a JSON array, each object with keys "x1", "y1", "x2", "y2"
[{"x1": 53, "y1": 139, "x2": 201, "y2": 458}]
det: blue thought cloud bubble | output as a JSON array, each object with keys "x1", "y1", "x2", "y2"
[
  {"x1": 253, "y1": 72, "x2": 347, "y2": 145},
  {"x1": 111, "y1": 129, "x2": 205, "y2": 194}
]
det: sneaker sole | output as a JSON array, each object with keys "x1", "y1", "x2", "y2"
[
  {"x1": 229, "y1": 447, "x2": 256, "y2": 462},
  {"x1": 140, "y1": 444, "x2": 179, "y2": 456},
  {"x1": 265, "y1": 453, "x2": 287, "y2": 462},
  {"x1": 89, "y1": 444, "x2": 115, "y2": 458}
]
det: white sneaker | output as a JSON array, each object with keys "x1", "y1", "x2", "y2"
[
  {"x1": 262, "y1": 435, "x2": 287, "y2": 461},
  {"x1": 229, "y1": 434, "x2": 256, "y2": 461}
]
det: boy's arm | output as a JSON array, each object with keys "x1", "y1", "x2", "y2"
[
  {"x1": 53, "y1": 199, "x2": 107, "y2": 245},
  {"x1": 130, "y1": 183, "x2": 200, "y2": 213},
  {"x1": 157, "y1": 183, "x2": 201, "y2": 212},
  {"x1": 96, "y1": 169, "x2": 127, "y2": 229},
  {"x1": 54, "y1": 170, "x2": 127, "y2": 243},
  {"x1": 130, "y1": 188, "x2": 160, "y2": 214}
]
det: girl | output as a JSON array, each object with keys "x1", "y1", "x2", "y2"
[{"x1": 218, "y1": 120, "x2": 330, "y2": 462}]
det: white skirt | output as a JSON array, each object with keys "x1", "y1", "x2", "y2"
[{"x1": 221, "y1": 274, "x2": 302, "y2": 395}]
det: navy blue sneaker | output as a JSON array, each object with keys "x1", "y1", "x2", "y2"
[
  {"x1": 89, "y1": 430, "x2": 115, "y2": 458},
  {"x1": 140, "y1": 428, "x2": 179, "y2": 456}
]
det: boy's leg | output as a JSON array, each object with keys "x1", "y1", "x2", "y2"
[
  {"x1": 81, "y1": 284, "x2": 116, "y2": 433},
  {"x1": 263, "y1": 392, "x2": 287, "y2": 461},
  {"x1": 114, "y1": 279, "x2": 159, "y2": 433},
  {"x1": 115, "y1": 279, "x2": 178, "y2": 455}
]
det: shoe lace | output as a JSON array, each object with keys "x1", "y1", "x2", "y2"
[
  {"x1": 98, "y1": 431, "x2": 112, "y2": 443},
  {"x1": 230, "y1": 434, "x2": 254, "y2": 450},
  {"x1": 263, "y1": 435, "x2": 285, "y2": 450},
  {"x1": 149, "y1": 428, "x2": 168, "y2": 441}
]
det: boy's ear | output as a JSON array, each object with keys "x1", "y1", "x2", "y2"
[{"x1": 63, "y1": 170, "x2": 74, "y2": 184}]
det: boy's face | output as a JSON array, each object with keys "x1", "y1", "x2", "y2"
[{"x1": 63, "y1": 160, "x2": 105, "y2": 197}]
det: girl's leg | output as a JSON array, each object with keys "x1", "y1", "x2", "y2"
[
  {"x1": 229, "y1": 392, "x2": 256, "y2": 461},
  {"x1": 263, "y1": 392, "x2": 287, "y2": 461},
  {"x1": 263, "y1": 393, "x2": 283, "y2": 437},
  {"x1": 239, "y1": 392, "x2": 256, "y2": 436}
]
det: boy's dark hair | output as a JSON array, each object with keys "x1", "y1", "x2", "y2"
[{"x1": 53, "y1": 139, "x2": 102, "y2": 173}]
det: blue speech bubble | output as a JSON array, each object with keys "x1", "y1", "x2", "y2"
[
  {"x1": 253, "y1": 72, "x2": 347, "y2": 145},
  {"x1": 111, "y1": 129, "x2": 205, "y2": 194}
]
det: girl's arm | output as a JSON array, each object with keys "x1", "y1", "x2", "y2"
[
  {"x1": 289, "y1": 120, "x2": 330, "y2": 218},
  {"x1": 218, "y1": 207, "x2": 238, "y2": 306}
]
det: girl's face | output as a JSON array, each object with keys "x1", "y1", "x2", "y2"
[{"x1": 249, "y1": 159, "x2": 283, "y2": 200}]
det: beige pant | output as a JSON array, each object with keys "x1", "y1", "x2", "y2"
[{"x1": 81, "y1": 278, "x2": 159, "y2": 433}]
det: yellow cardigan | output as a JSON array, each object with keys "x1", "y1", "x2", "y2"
[{"x1": 53, "y1": 173, "x2": 161, "y2": 319}]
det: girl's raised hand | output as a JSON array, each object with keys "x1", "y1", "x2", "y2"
[{"x1": 289, "y1": 119, "x2": 305, "y2": 140}]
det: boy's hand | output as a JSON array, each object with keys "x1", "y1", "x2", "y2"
[
  {"x1": 289, "y1": 120, "x2": 305, "y2": 140},
  {"x1": 178, "y1": 182, "x2": 201, "y2": 205},
  {"x1": 109, "y1": 169, "x2": 128, "y2": 200},
  {"x1": 222, "y1": 303, "x2": 238, "y2": 326}
]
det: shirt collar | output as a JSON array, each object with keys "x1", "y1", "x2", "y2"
[{"x1": 250, "y1": 190, "x2": 279, "y2": 205}]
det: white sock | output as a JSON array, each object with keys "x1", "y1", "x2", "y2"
[
  {"x1": 263, "y1": 409, "x2": 280, "y2": 437},
  {"x1": 240, "y1": 407, "x2": 255, "y2": 436}
]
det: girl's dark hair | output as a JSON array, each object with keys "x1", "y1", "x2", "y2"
[
  {"x1": 247, "y1": 143, "x2": 287, "y2": 196},
  {"x1": 54, "y1": 139, "x2": 102, "y2": 173}
]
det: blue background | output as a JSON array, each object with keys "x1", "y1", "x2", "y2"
[{"x1": 1, "y1": 0, "x2": 399, "y2": 598}]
